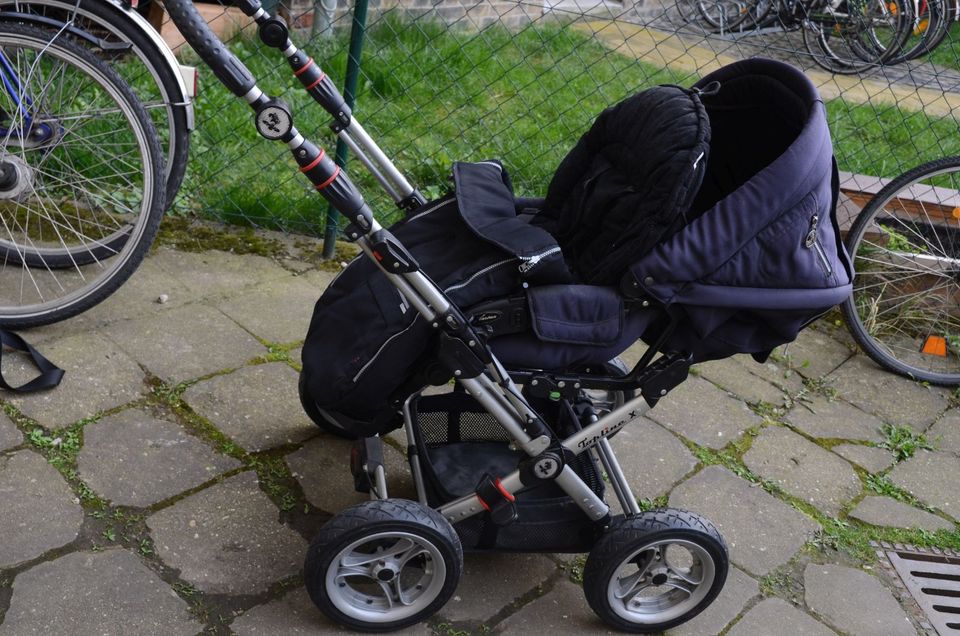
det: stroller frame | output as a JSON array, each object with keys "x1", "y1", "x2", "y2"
[{"x1": 161, "y1": 0, "x2": 728, "y2": 631}]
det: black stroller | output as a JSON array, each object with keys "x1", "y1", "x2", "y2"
[{"x1": 161, "y1": 2, "x2": 852, "y2": 632}]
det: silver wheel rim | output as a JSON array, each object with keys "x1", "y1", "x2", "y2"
[
  {"x1": 326, "y1": 531, "x2": 447, "y2": 624},
  {"x1": 606, "y1": 538, "x2": 716, "y2": 625}
]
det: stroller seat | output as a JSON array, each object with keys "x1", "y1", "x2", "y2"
[{"x1": 300, "y1": 58, "x2": 853, "y2": 436}]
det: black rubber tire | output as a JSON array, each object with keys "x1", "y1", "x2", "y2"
[
  {"x1": 304, "y1": 499, "x2": 463, "y2": 632},
  {"x1": 0, "y1": 24, "x2": 164, "y2": 329},
  {"x1": 583, "y1": 509, "x2": 729, "y2": 633},
  {"x1": 0, "y1": 0, "x2": 191, "y2": 207},
  {"x1": 840, "y1": 156, "x2": 960, "y2": 386}
]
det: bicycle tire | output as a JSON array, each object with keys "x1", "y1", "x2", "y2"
[
  {"x1": 0, "y1": 0, "x2": 190, "y2": 208},
  {"x1": 802, "y1": 0, "x2": 913, "y2": 73},
  {"x1": 841, "y1": 156, "x2": 960, "y2": 386},
  {"x1": 886, "y1": 0, "x2": 948, "y2": 62},
  {"x1": 696, "y1": 0, "x2": 758, "y2": 31},
  {"x1": 912, "y1": 0, "x2": 957, "y2": 55},
  {"x1": 0, "y1": 23, "x2": 164, "y2": 328}
]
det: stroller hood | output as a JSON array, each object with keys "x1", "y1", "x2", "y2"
[{"x1": 625, "y1": 58, "x2": 853, "y2": 360}]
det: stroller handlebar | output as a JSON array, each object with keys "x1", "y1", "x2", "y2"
[{"x1": 162, "y1": 0, "x2": 256, "y2": 97}]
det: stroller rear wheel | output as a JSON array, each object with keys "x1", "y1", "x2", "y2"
[
  {"x1": 583, "y1": 509, "x2": 728, "y2": 633},
  {"x1": 304, "y1": 499, "x2": 463, "y2": 631}
]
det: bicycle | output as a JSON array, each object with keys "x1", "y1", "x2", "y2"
[
  {"x1": 0, "y1": 0, "x2": 194, "y2": 208},
  {"x1": 690, "y1": 0, "x2": 915, "y2": 74},
  {"x1": 0, "y1": 22, "x2": 165, "y2": 328},
  {"x1": 841, "y1": 156, "x2": 960, "y2": 386}
]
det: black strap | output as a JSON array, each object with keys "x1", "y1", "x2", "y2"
[{"x1": 0, "y1": 329, "x2": 64, "y2": 393}]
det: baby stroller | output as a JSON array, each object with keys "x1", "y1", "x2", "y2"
[{"x1": 160, "y1": 1, "x2": 852, "y2": 632}]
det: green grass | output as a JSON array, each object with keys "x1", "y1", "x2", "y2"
[{"x1": 166, "y1": 15, "x2": 960, "y2": 234}]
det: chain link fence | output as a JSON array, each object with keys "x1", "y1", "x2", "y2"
[{"x1": 154, "y1": 0, "x2": 960, "y2": 238}]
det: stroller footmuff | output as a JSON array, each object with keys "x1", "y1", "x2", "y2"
[{"x1": 296, "y1": 58, "x2": 852, "y2": 633}]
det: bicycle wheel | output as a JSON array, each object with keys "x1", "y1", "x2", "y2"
[
  {"x1": 0, "y1": 23, "x2": 164, "y2": 328},
  {"x1": 802, "y1": 0, "x2": 913, "y2": 73},
  {"x1": 696, "y1": 0, "x2": 762, "y2": 31},
  {"x1": 841, "y1": 156, "x2": 960, "y2": 385},
  {"x1": 887, "y1": 0, "x2": 948, "y2": 61},
  {"x1": 0, "y1": 0, "x2": 190, "y2": 207}
]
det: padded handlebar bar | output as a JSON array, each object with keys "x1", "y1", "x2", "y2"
[{"x1": 162, "y1": 0, "x2": 255, "y2": 97}]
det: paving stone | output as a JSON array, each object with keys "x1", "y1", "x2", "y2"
[
  {"x1": 231, "y1": 587, "x2": 433, "y2": 635},
  {"x1": 804, "y1": 564, "x2": 915, "y2": 636},
  {"x1": 668, "y1": 566, "x2": 758, "y2": 636},
  {"x1": 0, "y1": 412, "x2": 22, "y2": 450},
  {"x1": 78, "y1": 258, "x2": 194, "y2": 325},
  {"x1": 216, "y1": 272, "x2": 329, "y2": 345},
  {"x1": 670, "y1": 466, "x2": 819, "y2": 576},
  {"x1": 695, "y1": 355, "x2": 793, "y2": 405},
  {"x1": 77, "y1": 408, "x2": 241, "y2": 507},
  {"x1": 0, "y1": 549, "x2": 198, "y2": 636},
  {"x1": 151, "y1": 247, "x2": 290, "y2": 299},
  {"x1": 4, "y1": 332, "x2": 145, "y2": 428},
  {"x1": 785, "y1": 396, "x2": 885, "y2": 442},
  {"x1": 147, "y1": 472, "x2": 307, "y2": 595},
  {"x1": 287, "y1": 436, "x2": 414, "y2": 513},
  {"x1": 727, "y1": 598, "x2": 836, "y2": 636},
  {"x1": 743, "y1": 426, "x2": 862, "y2": 516},
  {"x1": 849, "y1": 496, "x2": 954, "y2": 532},
  {"x1": 609, "y1": 417, "x2": 697, "y2": 502},
  {"x1": 647, "y1": 376, "x2": 763, "y2": 449},
  {"x1": 445, "y1": 553, "x2": 558, "y2": 622},
  {"x1": 831, "y1": 444, "x2": 896, "y2": 474},
  {"x1": 888, "y1": 450, "x2": 960, "y2": 517},
  {"x1": 927, "y1": 410, "x2": 960, "y2": 454},
  {"x1": 182, "y1": 363, "x2": 315, "y2": 452},
  {"x1": 106, "y1": 304, "x2": 264, "y2": 383},
  {"x1": 498, "y1": 579, "x2": 610, "y2": 634},
  {"x1": 828, "y1": 355, "x2": 949, "y2": 430},
  {"x1": 0, "y1": 451, "x2": 83, "y2": 567},
  {"x1": 777, "y1": 327, "x2": 853, "y2": 379}
]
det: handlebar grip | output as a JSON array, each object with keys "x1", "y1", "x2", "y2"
[{"x1": 162, "y1": 0, "x2": 256, "y2": 97}]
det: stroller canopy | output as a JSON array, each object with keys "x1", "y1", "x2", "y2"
[{"x1": 493, "y1": 58, "x2": 853, "y2": 367}]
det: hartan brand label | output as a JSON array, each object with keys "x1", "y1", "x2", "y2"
[{"x1": 577, "y1": 409, "x2": 642, "y2": 449}]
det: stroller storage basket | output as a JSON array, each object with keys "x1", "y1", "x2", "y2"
[{"x1": 411, "y1": 391, "x2": 605, "y2": 553}]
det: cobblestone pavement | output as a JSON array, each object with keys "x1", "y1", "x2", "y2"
[{"x1": 0, "y1": 225, "x2": 956, "y2": 635}]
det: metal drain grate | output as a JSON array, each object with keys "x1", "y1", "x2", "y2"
[{"x1": 883, "y1": 546, "x2": 960, "y2": 635}]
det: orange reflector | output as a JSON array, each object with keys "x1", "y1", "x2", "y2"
[
  {"x1": 889, "y1": 2, "x2": 898, "y2": 13},
  {"x1": 921, "y1": 336, "x2": 948, "y2": 357},
  {"x1": 953, "y1": 207, "x2": 960, "y2": 219}
]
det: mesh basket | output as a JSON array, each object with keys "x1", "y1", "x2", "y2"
[{"x1": 411, "y1": 390, "x2": 605, "y2": 553}]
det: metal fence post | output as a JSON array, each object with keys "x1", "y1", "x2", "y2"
[{"x1": 322, "y1": 0, "x2": 369, "y2": 259}]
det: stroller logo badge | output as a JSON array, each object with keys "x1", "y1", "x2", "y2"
[{"x1": 576, "y1": 410, "x2": 640, "y2": 450}]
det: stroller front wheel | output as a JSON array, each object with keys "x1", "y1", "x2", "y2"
[
  {"x1": 304, "y1": 499, "x2": 463, "y2": 632},
  {"x1": 583, "y1": 509, "x2": 729, "y2": 633}
]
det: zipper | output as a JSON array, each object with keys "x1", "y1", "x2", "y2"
[
  {"x1": 444, "y1": 257, "x2": 517, "y2": 293},
  {"x1": 805, "y1": 215, "x2": 833, "y2": 277},
  {"x1": 518, "y1": 246, "x2": 562, "y2": 273}
]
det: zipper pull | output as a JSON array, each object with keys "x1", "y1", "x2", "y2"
[
  {"x1": 518, "y1": 255, "x2": 541, "y2": 273},
  {"x1": 804, "y1": 215, "x2": 819, "y2": 248}
]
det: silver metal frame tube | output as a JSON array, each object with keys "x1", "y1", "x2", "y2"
[
  {"x1": 402, "y1": 393, "x2": 429, "y2": 506},
  {"x1": 339, "y1": 131, "x2": 403, "y2": 202},
  {"x1": 343, "y1": 119, "x2": 416, "y2": 199},
  {"x1": 595, "y1": 438, "x2": 641, "y2": 515}
]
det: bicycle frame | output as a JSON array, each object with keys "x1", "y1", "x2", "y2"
[{"x1": 160, "y1": 0, "x2": 698, "y2": 526}]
